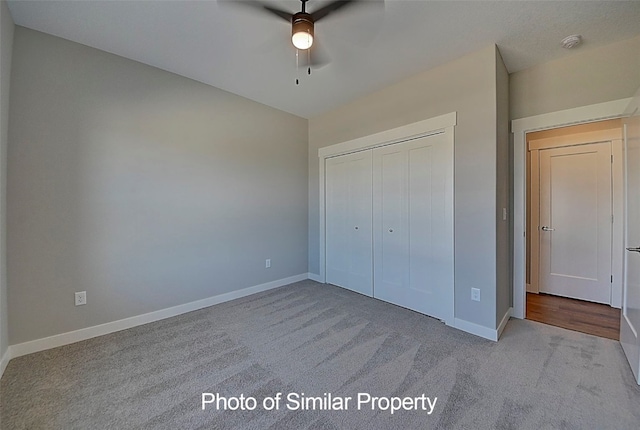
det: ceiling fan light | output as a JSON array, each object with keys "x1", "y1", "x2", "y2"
[
  {"x1": 292, "y1": 31, "x2": 313, "y2": 50},
  {"x1": 291, "y1": 13, "x2": 314, "y2": 50}
]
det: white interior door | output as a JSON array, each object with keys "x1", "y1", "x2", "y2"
[
  {"x1": 325, "y1": 151, "x2": 373, "y2": 296},
  {"x1": 621, "y1": 91, "x2": 640, "y2": 385},
  {"x1": 539, "y1": 142, "x2": 612, "y2": 304},
  {"x1": 373, "y1": 133, "x2": 453, "y2": 322}
]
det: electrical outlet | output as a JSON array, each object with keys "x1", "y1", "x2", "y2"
[
  {"x1": 265, "y1": 259, "x2": 271, "y2": 268},
  {"x1": 75, "y1": 291, "x2": 87, "y2": 306},
  {"x1": 471, "y1": 288, "x2": 480, "y2": 302}
]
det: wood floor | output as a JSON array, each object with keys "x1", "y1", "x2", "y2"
[{"x1": 526, "y1": 292, "x2": 620, "y2": 340}]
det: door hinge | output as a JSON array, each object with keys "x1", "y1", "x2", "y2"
[
  {"x1": 611, "y1": 154, "x2": 613, "y2": 163},
  {"x1": 612, "y1": 215, "x2": 614, "y2": 223},
  {"x1": 611, "y1": 275, "x2": 613, "y2": 283}
]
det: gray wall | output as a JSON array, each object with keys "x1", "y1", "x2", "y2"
[
  {"x1": 309, "y1": 46, "x2": 500, "y2": 330},
  {"x1": 510, "y1": 35, "x2": 640, "y2": 120},
  {"x1": 495, "y1": 47, "x2": 511, "y2": 324},
  {"x1": 8, "y1": 28, "x2": 308, "y2": 344},
  {"x1": 0, "y1": 0, "x2": 14, "y2": 359}
]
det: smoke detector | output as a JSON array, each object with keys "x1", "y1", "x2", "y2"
[{"x1": 561, "y1": 35, "x2": 582, "y2": 49}]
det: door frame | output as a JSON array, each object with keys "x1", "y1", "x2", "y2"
[
  {"x1": 512, "y1": 98, "x2": 631, "y2": 319},
  {"x1": 318, "y1": 112, "x2": 456, "y2": 283}
]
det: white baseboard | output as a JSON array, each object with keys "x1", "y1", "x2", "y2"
[
  {"x1": 307, "y1": 273, "x2": 322, "y2": 283},
  {"x1": 454, "y1": 318, "x2": 499, "y2": 342},
  {"x1": 453, "y1": 307, "x2": 513, "y2": 342},
  {"x1": 0, "y1": 348, "x2": 10, "y2": 380},
  {"x1": 8, "y1": 273, "x2": 309, "y2": 361},
  {"x1": 497, "y1": 307, "x2": 513, "y2": 340}
]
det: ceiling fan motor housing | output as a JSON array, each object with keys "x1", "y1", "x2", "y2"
[{"x1": 291, "y1": 12, "x2": 314, "y2": 49}]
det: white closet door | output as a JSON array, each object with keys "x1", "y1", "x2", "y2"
[
  {"x1": 373, "y1": 133, "x2": 453, "y2": 321},
  {"x1": 373, "y1": 145, "x2": 408, "y2": 296},
  {"x1": 325, "y1": 151, "x2": 373, "y2": 296}
]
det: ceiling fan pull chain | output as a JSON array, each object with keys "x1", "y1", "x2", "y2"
[
  {"x1": 296, "y1": 49, "x2": 300, "y2": 85},
  {"x1": 307, "y1": 48, "x2": 311, "y2": 75}
]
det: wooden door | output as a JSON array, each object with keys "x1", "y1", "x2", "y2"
[
  {"x1": 539, "y1": 142, "x2": 612, "y2": 304},
  {"x1": 373, "y1": 133, "x2": 453, "y2": 322},
  {"x1": 325, "y1": 151, "x2": 373, "y2": 296}
]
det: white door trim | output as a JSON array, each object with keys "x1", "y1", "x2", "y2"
[
  {"x1": 318, "y1": 112, "x2": 457, "y2": 283},
  {"x1": 318, "y1": 112, "x2": 457, "y2": 159},
  {"x1": 511, "y1": 98, "x2": 631, "y2": 319}
]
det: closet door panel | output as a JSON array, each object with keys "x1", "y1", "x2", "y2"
[
  {"x1": 373, "y1": 134, "x2": 453, "y2": 322},
  {"x1": 326, "y1": 159, "x2": 349, "y2": 288},
  {"x1": 408, "y1": 145, "x2": 434, "y2": 293},
  {"x1": 348, "y1": 153, "x2": 374, "y2": 294},
  {"x1": 373, "y1": 148, "x2": 408, "y2": 297},
  {"x1": 325, "y1": 151, "x2": 373, "y2": 296},
  {"x1": 407, "y1": 141, "x2": 451, "y2": 320}
]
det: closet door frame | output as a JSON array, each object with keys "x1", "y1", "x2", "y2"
[{"x1": 318, "y1": 112, "x2": 456, "y2": 322}]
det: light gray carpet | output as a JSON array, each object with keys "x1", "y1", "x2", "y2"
[{"x1": 1, "y1": 280, "x2": 639, "y2": 429}]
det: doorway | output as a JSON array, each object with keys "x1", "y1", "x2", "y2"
[
  {"x1": 525, "y1": 119, "x2": 624, "y2": 338},
  {"x1": 526, "y1": 292, "x2": 620, "y2": 340}
]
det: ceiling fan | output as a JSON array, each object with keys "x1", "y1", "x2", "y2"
[{"x1": 230, "y1": 0, "x2": 381, "y2": 75}]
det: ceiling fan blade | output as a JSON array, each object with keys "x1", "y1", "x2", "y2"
[
  {"x1": 262, "y1": 4, "x2": 294, "y2": 21},
  {"x1": 323, "y1": 0, "x2": 385, "y2": 48},
  {"x1": 223, "y1": 1, "x2": 292, "y2": 22},
  {"x1": 311, "y1": 0, "x2": 359, "y2": 22}
]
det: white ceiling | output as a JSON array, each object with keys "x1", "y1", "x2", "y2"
[{"x1": 7, "y1": 0, "x2": 640, "y2": 118}]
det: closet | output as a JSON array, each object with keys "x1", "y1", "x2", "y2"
[{"x1": 323, "y1": 118, "x2": 454, "y2": 324}]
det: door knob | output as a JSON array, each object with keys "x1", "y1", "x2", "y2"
[
  {"x1": 627, "y1": 247, "x2": 640, "y2": 253},
  {"x1": 541, "y1": 226, "x2": 555, "y2": 232},
  {"x1": 355, "y1": 226, "x2": 359, "y2": 230},
  {"x1": 388, "y1": 229, "x2": 394, "y2": 233}
]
